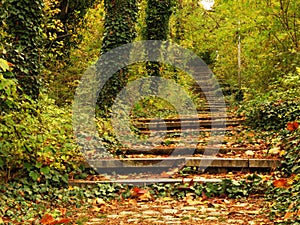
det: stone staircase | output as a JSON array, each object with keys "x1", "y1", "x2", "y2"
[{"x1": 71, "y1": 102, "x2": 279, "y2": 185}]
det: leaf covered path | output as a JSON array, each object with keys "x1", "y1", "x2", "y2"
[{"x1": 74, "y1": 195, "x2": 271, "y2": 225}]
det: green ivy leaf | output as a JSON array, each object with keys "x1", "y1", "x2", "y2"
[
  {"x1": 29, "y1": 171, "x2": 40, "y2": 181},
  {"x1": 40, "y1": 166, "x2": 50, "y2": 175}
]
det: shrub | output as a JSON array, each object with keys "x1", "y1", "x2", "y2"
[
  {"x1": 0, "y1": 67, "x2": 84, "y2": 185},
  {"x1": 244, "y1": 100, "x2": 300, "y2": 131}
]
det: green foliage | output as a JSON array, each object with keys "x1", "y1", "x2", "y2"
[
  {"x1": 0, "y1": 60, "x2": 19, "y2": 111},
  {"x1": 0, "y1": 182, "x2": 124, "y2": 223},
  {"x1": 101, "y1": 0, "x2": 138, "y2": 54},
  {"x1": 143, "y1": 0, "x2": 173, "y2": 77},
  {"x1": 43, "y1": 2, "x2": 105, "y2": 105},
  {"x1": 95, "y1": 117, "x2": 123, "y2": 155},
  {"x1": 0, "y1": 170, "x2": 267, "y2": 223},
  {"x1": 171, "y1": 0, "x2": 300, "y2": 97},
  {"x1": 150, "y1": 174, "x2": 264, "y2": 199},
  {"x1": 279, "y1": 131, "x2": 300, "y2": 176},
  {"x1": 42, "y1": 0, "x2": 97, "y2": 63},
  {"x1": 143, "y1": 0, "x2": 173, "y2": 41},
  {"x1": 0, "y1": 74, "x2": 82, "y2": 185}
]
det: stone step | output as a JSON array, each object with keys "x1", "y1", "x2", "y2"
[
  {"x1": 122, "y1": 146, "x2": 259, "y2": 155},
  {"x1": 138, "y1": 127, "x2": 232, "y2": 135},
  {"x1": 70, "y1": 157, "x2": 279, "y2": 186},
  {"x1": 69, "y1": 177, "x2": 223, "y2": 186},
  {"x1": 134, "y1": 113, "x2": 240, "y2": 122},
  {"x1": 133, "y1": 119, "x2": 242, "y2": 130},
  {"x1": 88, "y1": 157, "x2": 279, "y2": 169}
]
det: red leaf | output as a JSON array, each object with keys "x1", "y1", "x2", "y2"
[
  {"x1": 131, "y1": 187, "x2": 147, "y2": 196},
  {"x1": 287, "y1": 121, "x2": 299, "y2": 131},
  {"x1": 40, "y1": 214, "x2": 71, "y2": 225}
]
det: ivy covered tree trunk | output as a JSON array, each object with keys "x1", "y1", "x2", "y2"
[
  {"x1": 143, "y1": 0, "x2": 173, "y2": 94},
  {"x1": 97, "y1": 0, "x2": 138, "y2": 115},
  {"x1": 144, "y1": 0, "x2": 172, "y2": 41},
  {"x1": 1, "y1": 0, "x2": 44, "y2": 99}
]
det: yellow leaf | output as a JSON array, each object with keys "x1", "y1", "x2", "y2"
[
  {"x1": 95, "y1": 198, "x2": 106, "y2": 205},
  {"x1": 296, "y1": 67, "x2": 300, "y2": 75},
  {"x1": 68, "y1": 186, "x2": 74, "y2": 191},
  {"x1": 162, "y1": 197, "x2": 174, "y2": 202},
  {"x1": 138, "y1": 192, "x2": 152, "y2": 201}
]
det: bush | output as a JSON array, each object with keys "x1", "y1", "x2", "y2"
[
  {"x1": 0, "y1": 68, "x2": 84, "y2": 186},
  {"x1": 239, "y1": 96, "x2": 300, "y2": 131}
]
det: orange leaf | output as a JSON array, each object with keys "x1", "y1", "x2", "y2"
[
  {"x1": 40, "y1": 214, "x2": 55, "y2": 225},
  {"x1": 287, "y1": 121, "x2": 299, "y2": 131},
  {"x1": 7, "y1": 62, "x2": 14, "y2": 67},
  {"x1": 284, "y1": 212, "x2": 294, "y2": 220},
  {"x1": 248, "y1": 132, "x2": 255, "y2": 137},
  {"x1": 188, "y1": 179, "x2": 194, "y2": 187},
  {"x1": 273, "y1": 178, "x2": 288, "y2": 188},
  {"x1": 60, "y1": 208, "x2": 67, "y2": 216},
  {"x1": 51, "y1": 218, "x2": 71, "y2": 224}
]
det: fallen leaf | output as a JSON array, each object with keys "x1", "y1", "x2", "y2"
[
  {"x1": 95, "y1": 198, "x2": 106, "y2": 205},
  {"x1": 138, "y1": 191, "x2": 152, "y2": 201},
  {"x1": 40, "y1": 214, "x2": 55, "y2": 225},
  {"x1": 273, "y1": 178, "x2": 289, "y2": 188},
  {"x1": 160, "y1": 171, "x2": 170, "y2": 178},
  {"x1": 189, "y1": 179, "x2": 194, "y2": 187},
  {"x1": 162, "y1": 197, "x2": 174, "y2": 202},
  {"x1": 287, "y1": 121, "x2": 299, "y2": 131},
  {"x1": 202, "y1": 191, "x2": 208, "y2": 201},
  {"x1": 60, "y1": 208, "x2": 67, "y2": 216},
  {"x1": 284, "y1": 212, "x2": 294, "y2": 220},
  {"x1": 53, "y1": 218, "x2": 71, "y2": 224},
  {"x1": 40, "y1": 214, "x2": 71, "y2": 225},
  {"x1": 269, "y1": 147, "x2": 282, "y2": 155},
  {"x1": 132, "y1": 187, "x2": 147, "y2": 194},
  {"x1": 245, "y1": 150, "x2": 255, "y2": 156}
]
